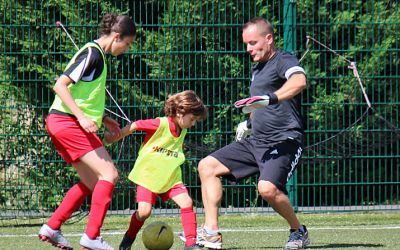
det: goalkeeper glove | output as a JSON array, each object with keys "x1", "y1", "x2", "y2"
[
  {"x1": 235, "y1": 119, "x2": 252, "y2": 141},
  {"x1": 234, "y1": 93, "x2": 278, "y2": 113}
]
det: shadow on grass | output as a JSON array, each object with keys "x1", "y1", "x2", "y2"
[
  {"x1": 308, "y1": 243, "x2": 385, "y2": 248},
  {"x1": 221, "y1": 243, "x2": 385, "y2": 249},
  {"x1": 211, "y1": 247, "x2": 279, "y2": 250},
  {"x1": 0, "y1": 223, "x2": 43, "y2": 228}
]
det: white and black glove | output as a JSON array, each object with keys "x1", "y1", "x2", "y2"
[
  {"x1": 235, "y1": 119, "x2": 252, "y2": 141},
  {"x1": 234, "y1": 93, "x2": 278, "y2": 113}
]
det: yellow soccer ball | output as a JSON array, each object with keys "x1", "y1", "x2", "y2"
[{"x1": 142, "y1": 221, "x2": 174, "y2": 250}]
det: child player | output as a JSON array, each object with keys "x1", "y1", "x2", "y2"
[{"x1": 104, "y1": 90, "x2": 207, "y2": 250}]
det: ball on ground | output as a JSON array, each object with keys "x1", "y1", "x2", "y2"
[{"x1": 142, "y1": 221, "x2": 174, "y2": 250}]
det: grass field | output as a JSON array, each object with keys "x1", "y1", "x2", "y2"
[{"x1": 1, "y1": 212, "x2": 399, "y2": 249}]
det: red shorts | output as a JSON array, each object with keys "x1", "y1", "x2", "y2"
[
  {"x1": 136, "y1": 184, "x2": 188, "y2": 204},
  {"x1": 46, "y1": 114, "x2": 103, "y2": 164}
]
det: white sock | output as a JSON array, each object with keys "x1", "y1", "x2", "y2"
[{"x1": 204, "y1": 226, "x2": 219, "y2": 235}]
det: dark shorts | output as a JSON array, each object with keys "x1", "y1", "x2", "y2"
[{"x1": 210, "y1": 137, "x2": 303, "y2": 194}]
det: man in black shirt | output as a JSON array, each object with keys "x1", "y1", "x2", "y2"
[{"x1": 197, "y1": 17, "x2": 310, "y2": 250}]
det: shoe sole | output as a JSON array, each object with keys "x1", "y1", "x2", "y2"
[
  {"x1": 304, "y1": 238, "x2": 310, "y2": 247},
  {"x1": 80, "y1": 244, "x2": 108, "y2": 250},
  {"x1": 80, "y1": 242, "x2": 114, "y2": 250},
  {"x1": 38, "y1": 234, "x2": 73, "y2": 250},
  {"x1": 80, "y1": 245, "x2": 99, "y2": 250},
  {"x1": 179, "y1": 234, "x2": 186, "y2": 242},
  {"x1": 200, "y1": 241, "x2": 222, "y2": 249},
  {"x1": 284, "y1": 238, "x2": 310, "y2": 250}
]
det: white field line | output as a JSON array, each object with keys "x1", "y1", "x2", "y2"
[{"x1": 1, "y1": 226, "x2": 400, "y2": 238}]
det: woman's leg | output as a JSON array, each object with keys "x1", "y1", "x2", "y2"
[
  {"x1": 46, "y1": 182, "x2": 92, "y2": 230},
  {"x1": 75, "y1": 146, "x2": 118, "y2": 239}
]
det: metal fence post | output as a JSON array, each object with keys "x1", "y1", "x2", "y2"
[{"x1": 283, "y1": 0, "x2": 298, "y2": 211}]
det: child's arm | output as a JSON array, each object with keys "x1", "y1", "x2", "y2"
[
  {"x1": 121, "y1": 121, "x2": 137, "y2": 137},
  {"x1": 104, "y1": 121, "x2": 137, "y2": 144}
]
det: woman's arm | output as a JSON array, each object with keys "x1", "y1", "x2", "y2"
[{"x1": 53, "y1": 75, "x2": 98, "y2": 133}]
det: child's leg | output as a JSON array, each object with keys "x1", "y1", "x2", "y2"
[
  {"x1": 126, "y1": 202, "x2": 152, "y2": 239},
  {"x1": 125, "y1": 185, "x2": 157, "y2": 240},
  {"x1": 171, "y1": 192, "x2": 197, "y2": 246}
]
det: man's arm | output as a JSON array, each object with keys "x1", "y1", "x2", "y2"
[
  {"x1": 235, "y1": 73, "x2": 306, "y2": 114},
  {"x1": 274, "y1": 73, "x2": 307, "y2": 102}
]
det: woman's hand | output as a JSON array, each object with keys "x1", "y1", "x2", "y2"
[{"x1": 77, "y1": 116, "x2": 99, "y2": 133}]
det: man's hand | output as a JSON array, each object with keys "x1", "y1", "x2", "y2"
[
  {"x1": 234, "y1": 93, "x2": 278, "y2": 113},
  {"x1": 235, "y1": 120, "x2": 251, "y2": 141}
]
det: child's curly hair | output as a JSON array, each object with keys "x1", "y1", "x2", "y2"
[{"x1": 164, "y1": 90, "x2": 207, "y2": 120}]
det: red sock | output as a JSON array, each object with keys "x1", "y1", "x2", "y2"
[
  {"x1": 127, "y1": 211, "x2": 145, "y2": 239},
  {"x1": 181, "y1": 206, "x2": 197, "y2": 246},
  {"x1": 47, "y1": 182, "x2": 91, "y2": 230},
  {"x1": 86, "y1": 180, "x2": 114, "y2": 239}
]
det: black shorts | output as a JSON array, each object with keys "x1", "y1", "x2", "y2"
[{"x1": 210, "y1": 137, "x2": 303, "y2": 194}]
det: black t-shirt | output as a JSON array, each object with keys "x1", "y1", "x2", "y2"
[
  {"x1": 250, "y1": 50, "x2": 305, "y2": 143},
  {"x1": 62, "y1": 41, "x2": 104, "y2": 83}
]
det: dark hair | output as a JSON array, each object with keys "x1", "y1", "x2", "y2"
[
  {"x1": 164, "y1": 90, "x2": 207, "y2": 120},
  {"x1": 243, "y1": 17, "x2": 274, "y2": 37},
  {"x1": 99, "y1": 13, "x2": 136, "y2": 38}
]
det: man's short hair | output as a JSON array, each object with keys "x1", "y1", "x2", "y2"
[{"x1": 243, "y1": 17, "x2": 274, "y2": 37}]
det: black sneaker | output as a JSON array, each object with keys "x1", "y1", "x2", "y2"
[
  {"x1": 119, "y1": 232, "x2": 135, "y2": 250},
  {"x1": 284, "y1": 225, "x2": 310, "y2": 250}
]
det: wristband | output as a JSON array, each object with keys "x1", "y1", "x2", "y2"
[
  {"x1": 246, "y1": 119, "x2": 252, "y2": 129},
  {"x1": 267, "y1": 93, "x2": 278, "y2": 105}
]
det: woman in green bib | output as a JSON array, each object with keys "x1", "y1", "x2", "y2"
[
  {"x1": 39, "y1": 13, "x2": 136, "y2": 250},
  {"x1": 105, "y1": 90, "x2": 207, "y2": 250}
]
